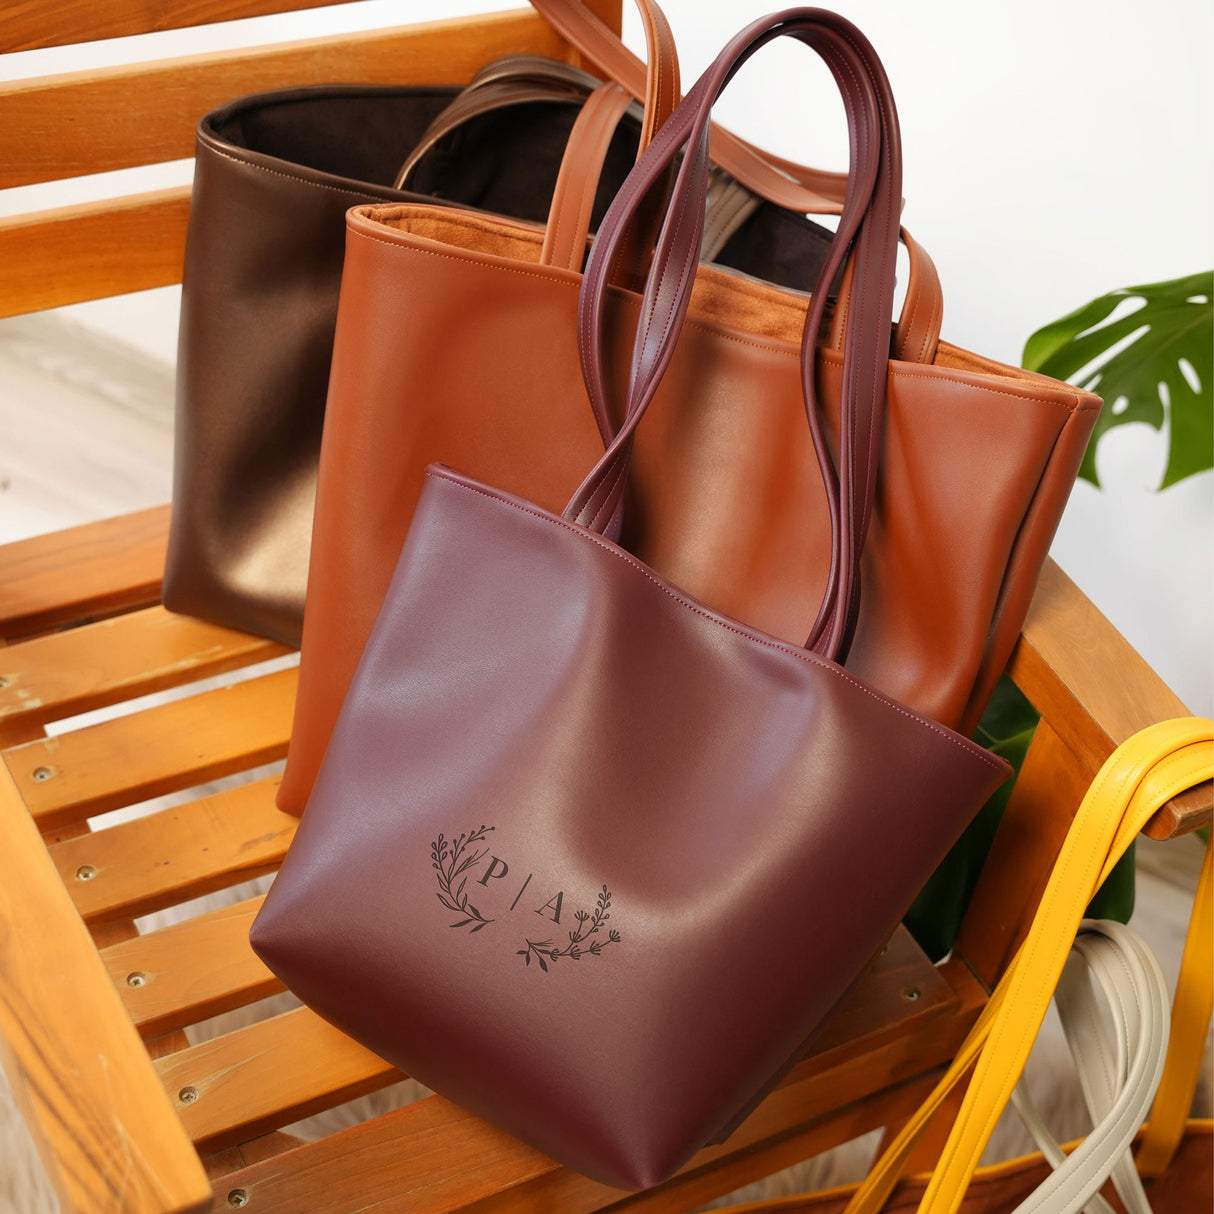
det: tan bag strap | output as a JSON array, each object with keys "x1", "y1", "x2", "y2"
[
  {"x1": 535, "y1": 0, "x2": 943, "y2": 363},
  {"x1": 540, "y1": 82, "x2": 634, "y2": 271},
  {"x1": 398, "y1": 0, "x2": 680, "y2": 191}
]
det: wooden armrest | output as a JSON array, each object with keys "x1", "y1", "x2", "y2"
[
  {"x1": 1007, "y1": 558, "x2": 1211, "y2": 839},
  {"x1": 0, "y1": 762, "x2": 210, "y2": 1214},
  {"x1": 0, "y1": 505, "x2": 168, "y2": 641}
]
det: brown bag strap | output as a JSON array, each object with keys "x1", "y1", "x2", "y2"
[
  {"x1": 394, "y1": 55, "x2": 601, "y2": 190},
  {"x1": 567, "y1": 10, "x2": 902, "y2": 662},
  {"x1": 397, "y1": 0, "x2": 683, "y2": 190}
]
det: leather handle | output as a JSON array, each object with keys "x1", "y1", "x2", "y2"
[
  {"x1": 400, "y1": 0, "x2": 680, "y2": 194},
  {"x1": 843, "y1": 718, "x2": 1213, "y2": 1214},
  {"x1": 539, "y1": 82, "x2": 634, "y2": 272},
  {"x1": 531, "y1": 0, "x2": 943, "y2": 363},
  {"x1": 1137, "y1": 837, "x2": 1213, "y2": 1176},
  {"x1": 564, "y1": 9, "x2": 901, "y2": 664},
  {"x1": 400, "y1": 0, "x2": 680, "y2": 296}
]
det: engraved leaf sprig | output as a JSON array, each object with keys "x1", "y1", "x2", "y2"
[
  {"x1": 518, "y1": 884, "x2": 620, "y2": 971},
  {"x1": 431, "y1": 825, "x2": 495, "y2": 931}
]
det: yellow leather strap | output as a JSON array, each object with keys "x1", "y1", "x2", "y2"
[
  {"x1": 1136, "y1": 836, "x2": 1213, "y2": 1176},
  {"x1": 841, "y1": 717, "x2": 1213, "y2": 1214}
]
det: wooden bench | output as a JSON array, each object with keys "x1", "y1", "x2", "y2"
[{"x1": 1, "y1": 4, "x2": 1209, "y2": 1212}]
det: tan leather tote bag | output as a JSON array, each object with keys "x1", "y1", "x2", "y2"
[
  {"x1": 251, "y1": 16, "x2": 1010, "y2": 1187},
  {"x1": 277, "y1": 9, "x2": 1099, "y2": 816}
]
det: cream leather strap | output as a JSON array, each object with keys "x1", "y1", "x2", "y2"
[{"x1": 1009, "y1": 918, "x2": 1169, "y2": 1214}]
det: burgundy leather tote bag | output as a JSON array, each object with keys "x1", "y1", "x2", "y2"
[{"x1": 250, "y1": 11, "x2": 1011, "y2": 1190}]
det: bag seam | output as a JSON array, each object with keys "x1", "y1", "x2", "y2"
[{"x1": 346, "y1": 227, "x2": 1097, "y2": 415}]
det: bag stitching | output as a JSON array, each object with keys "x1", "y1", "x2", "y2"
[
  {"x1": 346, "y1": 228, "x2": 1096, "y2": 415},
  {"x1": 204, "y1": 141, "x2": 405, "y2": 199}
]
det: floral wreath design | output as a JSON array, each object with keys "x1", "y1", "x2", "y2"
[
  {"x1": 430, "y1": 825, "x2": 495, "y2": 932},
  {"x1": 517, "y1": 884, "x2": 621, "y2": 972},
  {"x1": 430, "y1": 827, "x2": 622, "y2": 969}
]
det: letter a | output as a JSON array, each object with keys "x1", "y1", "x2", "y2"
[{"x1": 535, "y1": 891, "x2": 564, "y2": 923}]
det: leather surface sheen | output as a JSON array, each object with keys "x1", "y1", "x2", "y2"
[
  {"x1": 251, "y1": 467, "x2": 1010, "y2": 1189},
  {"x1": 163, "y1": 20, "x2": 838, "y2": 644}
]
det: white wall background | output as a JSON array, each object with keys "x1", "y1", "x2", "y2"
[{"x1": 2, "y1": 0, "x2": 1210, "y2": 711}]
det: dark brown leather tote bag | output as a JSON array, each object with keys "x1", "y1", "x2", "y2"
[
  {"x1": 250, "y1": 14, "x2": 1010, "y2": 1188},
  {"x1": 162, "y1": 0, "x2": 846, "y2": 644},
  {"x1": 276, "y1": 21, "x2": 1100, "y2": 817}
]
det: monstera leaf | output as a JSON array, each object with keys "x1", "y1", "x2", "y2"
[
  {"x1": 1023, "y1": 271, "x2": 1213, "y2": 488},
  {"x1": 903, "y1": 674, "x2": 1135, "y2": 962}
]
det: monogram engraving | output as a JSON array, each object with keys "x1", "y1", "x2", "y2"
[{"x1": 429, "y1": 827, "x2": 622, "y2": 971}]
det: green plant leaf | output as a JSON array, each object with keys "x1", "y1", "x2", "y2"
[
  {"x1": 904, "y1": 675, "x2": 1135, "y2": 960},
  {"x1": 1023, "y1": 271, "x2": 1213, "y2": 488},
  {"x1": 903, "y1": 676, "x2": 1038, "y2": 962}
]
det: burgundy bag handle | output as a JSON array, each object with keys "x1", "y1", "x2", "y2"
[
  {"x1": 563, "y1": 9, "x2": 902, "y2": 663},
  {"x1": 538, "y1": 0, "x2": 941, "y2": 368}
]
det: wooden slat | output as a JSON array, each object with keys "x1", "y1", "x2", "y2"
[
  {"x1": 204, "y1": 985, "x2": 973, "y2": 1214},
  {"x1": 52, "y1": 776, "x2": 293, "y2": 924},
  {"x1": 0, "y1": 762, "x2": 211, "y2": 1214},
  {"x1": 0, "y1": 605, "x2": 288, "y2": 730},
  {"x1": 0, "y1": 504, "x2": 169, "y2": 639},
  {"x1": 0, "y1": 188, "x2": 190, "y2": 319},
  {"x1": 0, "y1": 10, "x2": 565, "y2": 190},
  {"x1": 1010, "y1": 558, "x2": 1212, "y2": 839},
  {"x1": 3, "y1": 0, "x2": 368, "y2": 52},
  {"x1": 153, "y1": 928, "x2": 966, "y2": 1158},
  {"x1": 102, "y1": 896, "x2": 279, "y2": 1038},
  {"x1": 3, "y1": 0, "x2": 623, "y2": 53},
  {"x1": 2, "y1": 666, "x2": 296, "y2": 829},
  {"x1": 610, "y1": 1073, "x2": 941, "y2": 1214},
  {"x1": 200, "y1": 1130, "x2": 309, "y2": 1184},
  {"x1": 155, "y1": 1006, "x2": 400, "y2": 1153}
]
